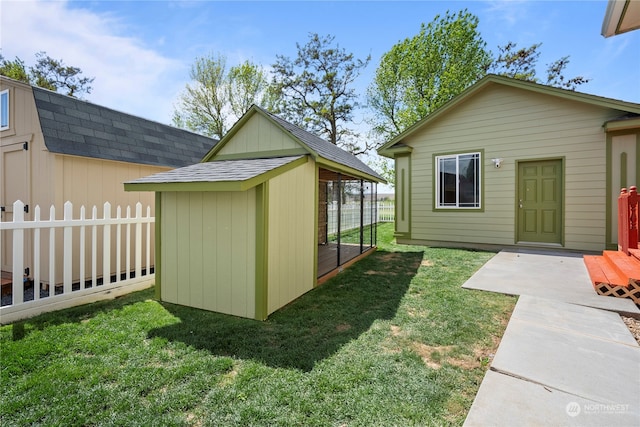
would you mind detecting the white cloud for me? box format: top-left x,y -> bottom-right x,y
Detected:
1,0 -> 186,123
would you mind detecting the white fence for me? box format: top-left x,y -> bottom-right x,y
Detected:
327,201 -> 394,235
0,200 -> 155,324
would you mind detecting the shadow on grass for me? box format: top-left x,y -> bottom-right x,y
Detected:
7,287 -> 155,341
149,249 -> 424,371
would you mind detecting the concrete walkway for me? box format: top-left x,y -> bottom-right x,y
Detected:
462,249 -> 640,426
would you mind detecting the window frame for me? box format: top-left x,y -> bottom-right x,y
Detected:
434,151 -> 482,210
0,89 -> 8,131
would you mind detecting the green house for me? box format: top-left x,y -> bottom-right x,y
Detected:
378,75 -> 640,253
126,106 -> 384,320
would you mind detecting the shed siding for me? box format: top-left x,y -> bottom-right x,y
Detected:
267,161 -> 315,314
1,78 -> 169,284
217,113 -> 300,156
161,190 -> 256,318
404,85 -> 623,252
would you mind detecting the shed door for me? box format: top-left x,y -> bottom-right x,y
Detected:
1,141 -> 31,272
517,159 -> 563,244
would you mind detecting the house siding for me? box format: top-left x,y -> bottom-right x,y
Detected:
402,84 -> 624,252
160,190 -> 257,318
267,160 -> 315,314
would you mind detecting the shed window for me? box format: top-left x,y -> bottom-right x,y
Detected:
0,89 -> 8,130
435,152 -> 481,209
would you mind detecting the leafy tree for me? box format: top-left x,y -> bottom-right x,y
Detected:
173,55 -> 271,139
227,61 -> 270,119
173,54 -> 228,138
0,51 -> 94,97
271,33 -> 371,154
367,10 -> 491,140
490,42 -> 590,90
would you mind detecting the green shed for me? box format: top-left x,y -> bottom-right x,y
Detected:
125,106 -> 384,320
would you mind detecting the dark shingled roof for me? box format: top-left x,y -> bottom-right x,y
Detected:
32,86 -> 218,168
254,106 -> 384,182
127,156 -> 304,184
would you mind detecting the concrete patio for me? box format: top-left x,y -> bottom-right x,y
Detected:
462,249 -> 640,426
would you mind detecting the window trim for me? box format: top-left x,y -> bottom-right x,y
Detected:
0,89 -> 8,131
434,150 -> 483,210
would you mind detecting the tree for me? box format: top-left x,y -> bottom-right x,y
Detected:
367,10 -> 491,140
271,33 -> 371,154
490,42 -> 590,90
173,55 -> 271,139
227,61 -> 270,119
173,54 -> 228,138
0,51 -> 94,97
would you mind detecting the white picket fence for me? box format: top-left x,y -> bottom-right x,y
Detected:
377,202 -> 395,222
0,200 -> 155,324
327,201 -> 394,235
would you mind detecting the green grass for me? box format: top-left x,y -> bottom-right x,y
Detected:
0,223 -> 516,426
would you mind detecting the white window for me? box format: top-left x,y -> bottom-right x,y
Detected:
0,89 -> 8,130
435,152 -> 481,209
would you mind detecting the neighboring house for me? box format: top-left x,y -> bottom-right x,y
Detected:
126,105 -> 384,320
377,74 -> 640,253
602,0 -> 640,37
0,76 -> 217,285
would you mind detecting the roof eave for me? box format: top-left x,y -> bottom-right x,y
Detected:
604,116 -> 640,132
315,157 -> 386,184
125,155 -> 309,192
378,144 -> 413,159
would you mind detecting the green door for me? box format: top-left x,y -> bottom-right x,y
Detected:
517,159 -> 563,244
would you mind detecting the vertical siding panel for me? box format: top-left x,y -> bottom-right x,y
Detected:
162,192 -> 179,304
202,193 -> 217,312
216,193 -> 233,312
175,192 -> 191,306
217,113 -> 300,156
189,193 -> 204,309
267,161 -> 315,314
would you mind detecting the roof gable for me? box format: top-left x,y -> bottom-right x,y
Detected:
378,74 -> 640,157
204,105 -> 384,182
31,85 -> 218,168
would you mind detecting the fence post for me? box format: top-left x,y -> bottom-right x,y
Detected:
12,200 -> 25,305
146,206 -> 151,276
125,206 -> 131,280
49,205 -> 56,291
116,206 -> 122,283
92,206 -> 97,287
79,206 -> 85,289
103,202 -> 111,285
34,206 -> 41,300
63,201 -> 73,294
135,203 -> 142,279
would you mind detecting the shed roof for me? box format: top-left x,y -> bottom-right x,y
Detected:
125,155 -> 307,192
378,74 -> 640,157
30,84 -> 217,168
204,105 -> 384,183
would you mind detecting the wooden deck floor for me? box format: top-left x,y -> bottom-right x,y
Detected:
317,243 -> 374,279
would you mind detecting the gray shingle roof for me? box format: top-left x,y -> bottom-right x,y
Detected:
32,86 -> 218,168
255,106 -> 384,182
127,156 -> 304,184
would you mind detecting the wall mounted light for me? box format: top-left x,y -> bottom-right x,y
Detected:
491,158 -> 503,168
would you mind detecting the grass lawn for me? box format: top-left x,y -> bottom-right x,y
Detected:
0,223 -> 516,426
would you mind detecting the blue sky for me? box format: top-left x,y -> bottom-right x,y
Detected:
1,0 -> 639,129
